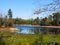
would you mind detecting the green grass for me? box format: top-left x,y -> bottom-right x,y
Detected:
4,34 -> 39,45
0,32 -> 60,45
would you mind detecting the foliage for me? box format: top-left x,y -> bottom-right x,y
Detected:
13,12 -> 60,26
0,9 -> 60,27
0,18 -> 3,27
0,32 -> 60,45
0,9 -> 13,27
8,9 -> 12,19
52,13 -> 60,26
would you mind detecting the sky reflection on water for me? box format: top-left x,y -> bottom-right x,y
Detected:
16,26 -> 60,34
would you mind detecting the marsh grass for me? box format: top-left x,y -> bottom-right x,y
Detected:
0,32 -> 60,45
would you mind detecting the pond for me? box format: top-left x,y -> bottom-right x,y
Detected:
15,26 -> 60,34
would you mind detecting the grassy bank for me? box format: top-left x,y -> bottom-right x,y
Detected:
0,32 -> 60,45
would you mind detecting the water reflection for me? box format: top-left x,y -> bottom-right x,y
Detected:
16,26 -> 60,34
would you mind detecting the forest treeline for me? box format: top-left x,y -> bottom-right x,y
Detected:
0,9 -> 60,27
14,12 -> 60,26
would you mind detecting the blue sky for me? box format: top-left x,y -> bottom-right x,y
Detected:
0,0 -> 53,19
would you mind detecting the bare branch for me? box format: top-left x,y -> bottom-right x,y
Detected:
34,0 -> 60,14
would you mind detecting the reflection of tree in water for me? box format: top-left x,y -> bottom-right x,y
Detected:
30,27 -> 41,34
30,27 -> 46,34
30,27 -> 60,34
30,27 -> 60,45
30,27 -> 44,45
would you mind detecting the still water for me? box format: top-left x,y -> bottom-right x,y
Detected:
16,26 -> 60,34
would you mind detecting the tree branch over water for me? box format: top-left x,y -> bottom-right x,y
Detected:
34,0 -> 60,14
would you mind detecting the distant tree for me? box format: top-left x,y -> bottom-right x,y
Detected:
52,13 -> 60,26
40,17 -> 47,26
4,15 -> 8,27
30,19 -> 34,25
0,14 -> 3,27
34,17 -> 40,25
8,9 -> 12,19
26,19 -> 34,25
14,17 -> 19,24
8,9 -> 13,27
46,15 -> 53,25
0,18 -> 2,27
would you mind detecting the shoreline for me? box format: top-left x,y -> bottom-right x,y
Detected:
0,27 -> 19,32
40,26 -> 60,28
16,25 -> 60,28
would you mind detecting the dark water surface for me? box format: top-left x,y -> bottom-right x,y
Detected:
16,26 -> 60,34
